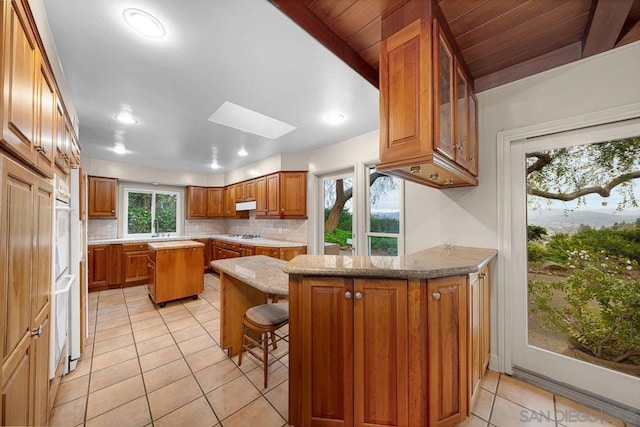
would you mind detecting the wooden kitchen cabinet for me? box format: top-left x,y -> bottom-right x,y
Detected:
186,186 -> 207,218
122,243 -> 151,287
0,156 -> 53,425
266,173 -> 279,216
206,187 -> 224,217
377,17 -> 478,189
88,244 -> 108,291
255,245 -> 307,261
54,103 -> 71,175
147,241 -> 204,307
256,172 -> 307,219
34,57 -> 56,178
254,246 -> 280,259
88,176 -> 117,218
193,238 -> 211,270
238,179 -> 255,201
468,265 -> 490,409
428,275 -> 468,426
291,277 -> 409,426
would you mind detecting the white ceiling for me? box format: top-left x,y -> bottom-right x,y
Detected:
44,0 -> 379,173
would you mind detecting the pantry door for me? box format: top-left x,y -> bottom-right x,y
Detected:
509,119 -> 640,410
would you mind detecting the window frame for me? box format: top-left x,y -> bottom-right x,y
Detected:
123,187 -> 182,238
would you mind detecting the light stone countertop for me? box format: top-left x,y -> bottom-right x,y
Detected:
210,255 -> 289,295
147,240 -> 205,250
283,245 -> 497,279
88,234 -> 306,248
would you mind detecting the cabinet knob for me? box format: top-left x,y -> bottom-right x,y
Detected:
432,291 -> 441,300
345,291 -> 352,299
355,292 -> 363,300
479,272 -> 487,279
31,324 -> 44,337
111,210 -> 115,213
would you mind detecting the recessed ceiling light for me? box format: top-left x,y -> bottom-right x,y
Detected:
210,162 -> 221,170
238,148 -> 248,157
123,8 -> 165,38
115,113 -> 137,124
325,112 -> 345,125
114,144 -> 127,154
208,101 -> 297,139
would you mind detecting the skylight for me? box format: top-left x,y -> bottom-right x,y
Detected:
208,101 -> 297,140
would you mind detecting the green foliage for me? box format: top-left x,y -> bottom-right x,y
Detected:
324,228 -> 352,247
370,215 -> 399,233
529,250 -> 640,364
527,242 -> 547,263
128,207 -> 151,234
127,191 -> 177,234
369,236 -> 398,255
527,225 -> 548,241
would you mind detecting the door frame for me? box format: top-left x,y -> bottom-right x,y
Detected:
496,103 -> 640,403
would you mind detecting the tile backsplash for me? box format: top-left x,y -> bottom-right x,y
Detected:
88,216 -> 307,243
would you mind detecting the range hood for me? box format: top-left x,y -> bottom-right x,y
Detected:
236,200 -> 257,211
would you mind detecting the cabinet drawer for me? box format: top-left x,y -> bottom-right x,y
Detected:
215,247 -> 240,259
254,246 -> 280,259
122,243 -> 148,252
213,240 -> 241,252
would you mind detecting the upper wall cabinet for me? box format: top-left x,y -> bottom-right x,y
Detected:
256,172 -> 307,219
88,176 -> 117,218
186,186 -> 207,219
377,18 -> 478,189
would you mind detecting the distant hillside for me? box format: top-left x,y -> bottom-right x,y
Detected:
371,211 -> 399,220
528,209 -> 640,233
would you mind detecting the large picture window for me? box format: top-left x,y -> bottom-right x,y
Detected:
124,188 -> 180,237
365,167 -> 403,256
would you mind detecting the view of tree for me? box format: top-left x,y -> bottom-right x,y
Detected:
127,191 -> 177,235
527,136 -> 640,208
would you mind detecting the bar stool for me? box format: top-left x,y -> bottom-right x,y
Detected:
238,302 -> 289,388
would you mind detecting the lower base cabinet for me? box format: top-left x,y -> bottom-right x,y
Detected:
289,274 -> 481,427
147,243 -> 204,306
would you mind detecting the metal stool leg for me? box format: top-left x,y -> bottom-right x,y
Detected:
262,332 -> 269,388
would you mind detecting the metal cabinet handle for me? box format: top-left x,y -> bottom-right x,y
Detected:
345,291 -> 352,299
355,292 -> 363,300
31,324 -> 44,337
432,291 -> 441,300
479,272 -> 487,279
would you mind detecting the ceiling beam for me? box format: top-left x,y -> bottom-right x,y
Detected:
582,0 -> 634,57
268,0 -> 379,88
616,18 -> 640,47
474,41 -> 582,93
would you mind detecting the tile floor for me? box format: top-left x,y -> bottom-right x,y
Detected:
49,274 -> 632,427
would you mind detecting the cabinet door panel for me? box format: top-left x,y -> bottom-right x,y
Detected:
88,176 -> 117,218
88,245 -> 108,289
2,350 -> 31,426
35,62 -> 55,177
481,267 -> 490,370
255,177 -> 267,216
206,187 -> 224,217
30,309 -> 49,426
186,186 -> 207,218
455,65 -> 469,170
300,277 -> 353,426
428,276 -> 467,426
468,274 -> 481,403
34,185 -> 53,317
354,279 -> 408,427
266,174 -> 280,216
280,172 -> 307,217
468,94 -> 478,176
3,2 -> 37,161
433,22 -> 455,161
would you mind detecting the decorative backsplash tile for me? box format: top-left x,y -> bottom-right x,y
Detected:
184,219 -> 227,236
88,219 -> 118,240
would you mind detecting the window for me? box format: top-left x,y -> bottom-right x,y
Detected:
124,188 -> 180,237
365,167 -> 403,256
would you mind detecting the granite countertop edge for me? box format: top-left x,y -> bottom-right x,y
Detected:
88,234 -> 306,248
210,255 -> 288,295
283,246 -> 497,280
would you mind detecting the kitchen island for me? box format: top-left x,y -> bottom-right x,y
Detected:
283,245 -> 496,427
210,255 -> 288,357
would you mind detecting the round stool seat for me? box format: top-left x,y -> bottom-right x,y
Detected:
245,303 -> 288,327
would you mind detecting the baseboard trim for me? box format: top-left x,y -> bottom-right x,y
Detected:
512,366 -> 640,426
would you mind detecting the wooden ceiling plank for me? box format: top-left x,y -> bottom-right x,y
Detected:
475,41 -> 583,92
346,15 -> 382,52
461,0 -> 591,65
438,0 -> 489,24
582,0 -> 635,57
268,0 -> 379,87
330,0 -> 403,40
446,0 -> 526,37
359,42 -> 381,69
308,0 -> 357,24
615,18 -> 640,47
456,0 -> 573,51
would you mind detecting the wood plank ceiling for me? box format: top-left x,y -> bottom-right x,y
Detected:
270,0 -> 640,92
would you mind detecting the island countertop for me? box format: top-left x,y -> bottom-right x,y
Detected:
147,240 -> 205,250
283,245 -> 497,279
210,255 -> 289,295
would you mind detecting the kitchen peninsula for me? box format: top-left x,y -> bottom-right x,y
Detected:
283,245 -> 496,427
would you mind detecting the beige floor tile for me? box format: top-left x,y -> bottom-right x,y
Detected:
206,375 -> 261,420
86,396 -> 151,427
480,369 -> 500,393
167,316 -> 199,332
264,380 -> 288,421
171,324 -> 207,343
49,396 -> 87,426
129,310 -> 160,323
177,334 -> 216,356
201,319 -> 220,334
131,316 -> 165,332
91,344 -> 138,372
139,345 -> 183,372
246,361 -> 288,392
456,414 -> 489,427
471,388 -> 495,421
136,333 -> 176,356
497,375 -> 554,417
154,396 -> 219,427
193,310 -> 220,323
161,309 -> 194,323
232,352 -> 263,373
490,396 -> 555,427
54,374 -> 89,406
94,323 -> 132,343
89,358 -> 141,393
95,316 -> 130,332
79,344 -> 94,361
158,302 -> 187,314
62,358 -> 91,382
86,375 -> 146,420
555,396 -> 625,427
143,358 -> 192,393
147,375 -> 203,420
96,311 -> 128,324
93,333 -> 135,356
221,396 -> 284,426
185,346 -> 228,373
195,358 -> 244,393
134,324 -> 170,343
187,302 -> 217,314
